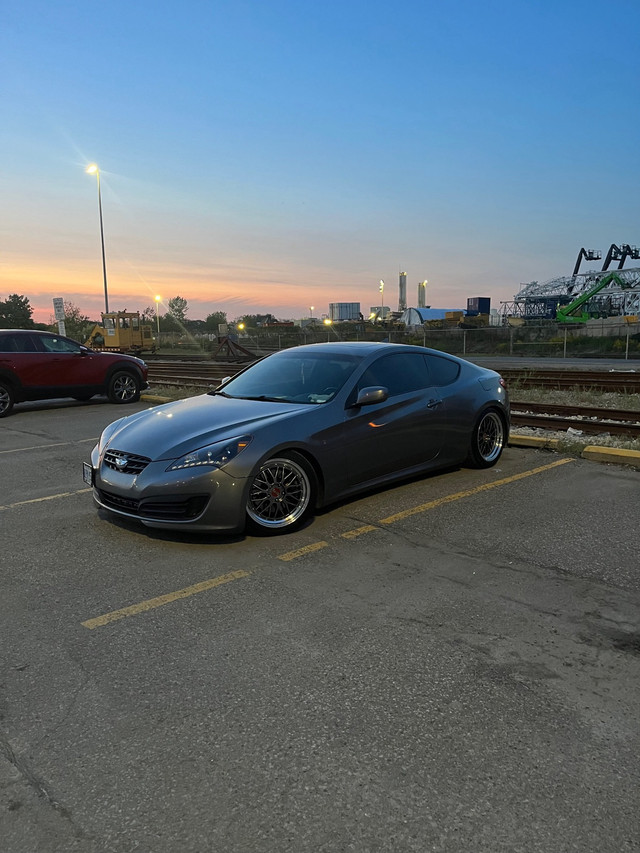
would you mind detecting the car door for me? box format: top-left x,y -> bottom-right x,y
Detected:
343,351 -> 446,487
32,335 -> 103,390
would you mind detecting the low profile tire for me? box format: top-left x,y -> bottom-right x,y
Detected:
107,371 -> 141,404
0,381 -> 15,418
246,452 -> 316,534
466,409 -> 506,468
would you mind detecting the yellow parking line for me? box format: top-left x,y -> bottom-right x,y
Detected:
341,525 -> 378,539
0,438 -> 96,455
278,541 -> 329,562
82,569 -> 251,629
81,459 -> 574,630
380,458 -> 574,525
0,489 -> 92,511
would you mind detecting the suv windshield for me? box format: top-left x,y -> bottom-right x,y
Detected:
214,351 -> 362,404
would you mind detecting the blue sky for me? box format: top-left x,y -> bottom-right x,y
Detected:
2,0 -> 638,322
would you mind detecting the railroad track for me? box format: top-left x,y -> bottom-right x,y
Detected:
499,368 -> 640,393
146,360 -> 640,392
144,360 -> 640,439
510,402 -> 640,438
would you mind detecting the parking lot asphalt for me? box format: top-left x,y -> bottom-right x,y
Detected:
1,398 -> 639,853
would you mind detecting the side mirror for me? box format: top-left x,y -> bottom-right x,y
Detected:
351,386 -> 388,407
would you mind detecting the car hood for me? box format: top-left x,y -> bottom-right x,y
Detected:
103,393 -> 308,460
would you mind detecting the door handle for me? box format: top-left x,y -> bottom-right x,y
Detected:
427,398 -> 443,408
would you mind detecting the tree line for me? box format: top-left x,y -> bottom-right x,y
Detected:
0,292 -> 282,343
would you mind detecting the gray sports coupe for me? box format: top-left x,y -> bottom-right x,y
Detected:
85,342 -> 510,534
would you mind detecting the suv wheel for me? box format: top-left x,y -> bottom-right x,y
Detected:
107,371 -> 141,404
0,380 -> 15,418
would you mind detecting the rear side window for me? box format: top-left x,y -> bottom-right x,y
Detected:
425,354 -> 460,386
0,334 -> 38,353
357,353 -> 430,396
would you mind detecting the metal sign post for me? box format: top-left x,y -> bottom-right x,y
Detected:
52,297 -> 66,337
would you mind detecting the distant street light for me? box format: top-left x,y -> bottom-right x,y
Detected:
154,295 -> 162,346
379,280 -> 384,322
309,306 -> 315,319
323,317 -> 332,341
86,163 -> 109,314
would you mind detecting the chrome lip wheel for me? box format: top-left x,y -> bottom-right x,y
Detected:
247,457 -> 311,529
477,411 -> 504,463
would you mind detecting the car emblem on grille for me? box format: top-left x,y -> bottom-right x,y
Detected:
115,456 -> 128,469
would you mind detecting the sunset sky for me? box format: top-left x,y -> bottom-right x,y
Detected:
2,0 -> 639,324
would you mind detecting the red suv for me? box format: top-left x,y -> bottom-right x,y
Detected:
0,329 -> 149,417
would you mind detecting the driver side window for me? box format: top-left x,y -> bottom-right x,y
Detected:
40,336 -> 81,354
357,353 -> 429,397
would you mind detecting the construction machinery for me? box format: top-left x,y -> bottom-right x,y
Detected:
556,272 -> 632,323
84,311 -> 155,354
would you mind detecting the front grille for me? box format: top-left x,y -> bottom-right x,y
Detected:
97,489 -> 208,522
104,449 -> 151,475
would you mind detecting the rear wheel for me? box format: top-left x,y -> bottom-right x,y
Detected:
466,409 -> 505,468
0,380 -> 15,418
246,452 -> 316,533
107,371 -> 141,404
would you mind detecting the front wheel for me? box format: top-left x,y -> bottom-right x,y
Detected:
107,371 -> 141,404
246,452 -> 316,534
466,409 -> 506,468
0,380 -> 15,418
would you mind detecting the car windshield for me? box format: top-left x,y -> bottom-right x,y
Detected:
212,351 -> 362,404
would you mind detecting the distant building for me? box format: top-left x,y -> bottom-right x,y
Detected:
398,272 -> 407,312
467,297 -> 491,315
329,302 -> 361,321
400,307 -> 467,327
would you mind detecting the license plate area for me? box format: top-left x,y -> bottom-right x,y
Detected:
82,462 -> 94,486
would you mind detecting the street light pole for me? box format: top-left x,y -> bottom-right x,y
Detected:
154,295 -> 162,348
86,164 -> 109,314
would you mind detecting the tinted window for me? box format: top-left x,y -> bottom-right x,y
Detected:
39,336 -> 82,354
425,354 -> 460,386
221,351 -> 361,404
0,334 -> 37,353
357,353 -> 429,396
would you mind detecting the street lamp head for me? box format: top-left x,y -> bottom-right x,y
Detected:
86,163 -> 99,175
323,318 -> 332,326
155,295 -> 162,303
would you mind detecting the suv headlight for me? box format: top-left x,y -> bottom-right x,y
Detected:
166,435 -> 252,472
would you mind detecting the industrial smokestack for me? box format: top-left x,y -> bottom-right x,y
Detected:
398,271 -> 407,312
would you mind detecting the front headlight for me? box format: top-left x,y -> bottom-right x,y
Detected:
166,435 -> 252,472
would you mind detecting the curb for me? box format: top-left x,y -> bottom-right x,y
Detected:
141,394 -> 170,404
509,434 -> 640,468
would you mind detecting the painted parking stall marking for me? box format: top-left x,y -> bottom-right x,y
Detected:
0,488 -> 92,511
81,458 -> 575,630
277,541 -> 329,562
82,569 -> 251,630
380,458 -> 574,525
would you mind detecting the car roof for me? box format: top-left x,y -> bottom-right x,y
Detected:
0,329 -> 54,335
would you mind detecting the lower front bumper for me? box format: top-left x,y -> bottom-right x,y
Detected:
89,450 -> 249,534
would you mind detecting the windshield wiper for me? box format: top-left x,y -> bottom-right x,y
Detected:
237,395 -> 289,402
209,389 -> 233,397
